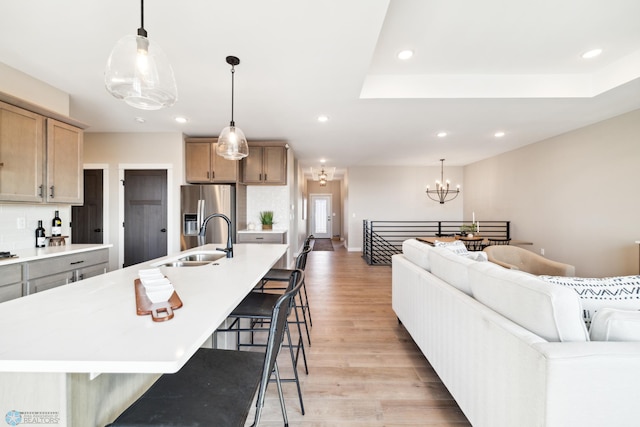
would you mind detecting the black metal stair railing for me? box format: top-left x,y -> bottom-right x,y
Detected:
362,220 -> 511,265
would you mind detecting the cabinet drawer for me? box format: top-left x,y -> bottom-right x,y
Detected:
0,264 -> 22,287
238,233 -> 285,244
27,249 -> 109,279
29,272 -> 71,294
0,282 -> 23,303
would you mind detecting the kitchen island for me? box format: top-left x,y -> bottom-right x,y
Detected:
0,243 -> 287,427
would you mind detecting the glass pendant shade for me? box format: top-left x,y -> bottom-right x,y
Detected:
104,34 -> 178,110
217,124 -> 249,160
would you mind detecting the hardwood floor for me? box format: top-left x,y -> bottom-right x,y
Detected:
249,241 -> 472,426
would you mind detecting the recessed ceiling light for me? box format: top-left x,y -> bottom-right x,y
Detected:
582,48 -> 603,59
397,50 -> 414,60
317,115 -> 329,123
437,131 -> 448,138
494,131 -> 505,138
134,117 -> 145,123
175,116 -> 188,124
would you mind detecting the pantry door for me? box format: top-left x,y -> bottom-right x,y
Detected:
309,194 -> 332,239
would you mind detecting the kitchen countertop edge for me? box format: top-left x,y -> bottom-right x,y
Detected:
0,244 -> 113,266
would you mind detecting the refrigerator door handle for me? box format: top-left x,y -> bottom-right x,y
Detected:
196,199 -> 202,232
200,199 -> 206,228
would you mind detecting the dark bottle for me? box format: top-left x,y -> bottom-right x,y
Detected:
52,210 -> 62,237
36,220 -> 46,248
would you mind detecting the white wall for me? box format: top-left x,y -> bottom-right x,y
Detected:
0,62 -> 69,115
346,165 -> 464,251
464,108 -> 640,277
83,133 -> 184,271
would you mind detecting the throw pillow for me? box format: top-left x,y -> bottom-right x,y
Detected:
434,240 -> 469,255
435,240 -> 487,262
589,308 -> 640,341
539,275 -> 640,328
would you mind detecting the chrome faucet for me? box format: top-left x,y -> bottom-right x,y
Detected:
198,213 -> 233,258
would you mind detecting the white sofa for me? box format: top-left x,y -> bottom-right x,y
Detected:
392,239 -> 640,427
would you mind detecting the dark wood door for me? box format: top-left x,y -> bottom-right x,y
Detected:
71,169 -> 104,243
124,170 -> 168,267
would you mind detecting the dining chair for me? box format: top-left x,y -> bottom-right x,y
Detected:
105,273 -> 303,427
488,238 -> 511,245
462,237 -> 485,251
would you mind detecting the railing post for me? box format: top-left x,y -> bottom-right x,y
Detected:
506,221 -> 511,239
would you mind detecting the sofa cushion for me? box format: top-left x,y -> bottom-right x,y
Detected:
402,239 -> 432,271
590,308 -> 640,341
539,275 -> 640,326
429,246 -> 476,295
469,263 -> 589,342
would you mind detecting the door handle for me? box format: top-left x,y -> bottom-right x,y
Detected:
160,228 -> 167,233
93,228 -> 102,232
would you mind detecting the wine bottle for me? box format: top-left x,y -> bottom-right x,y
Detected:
36,220 -> 46,248
52,210 -> 62,237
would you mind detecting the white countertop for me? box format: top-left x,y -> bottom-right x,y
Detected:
0,243 -> 287,374
238,229 -> 287,234
0,243 -> 112,266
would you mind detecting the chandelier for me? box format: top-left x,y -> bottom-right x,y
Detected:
426,159 -> 460,204
311,166 -> 335,186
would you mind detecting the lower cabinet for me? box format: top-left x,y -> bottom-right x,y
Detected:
0,264 -> 23,304
26,248 -> 109,295
238,231 -> 287,267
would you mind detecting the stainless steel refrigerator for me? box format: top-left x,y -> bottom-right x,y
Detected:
180,184 -> 236,250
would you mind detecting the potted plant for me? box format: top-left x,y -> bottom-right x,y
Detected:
460,223 -> 477,236
259,211 -> 274,230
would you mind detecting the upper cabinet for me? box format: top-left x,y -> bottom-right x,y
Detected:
185,137 -> 238,183
46,119 -> 83,204
0,98 -> 84,204
0,101 -> 45,202
241,143 -> 287,185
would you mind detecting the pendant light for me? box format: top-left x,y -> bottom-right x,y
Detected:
104,0 -> 177,110
216,56 -> 249,160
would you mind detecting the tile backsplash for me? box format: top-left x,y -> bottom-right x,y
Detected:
0,204 -> 71,251
246,186 -> 289,231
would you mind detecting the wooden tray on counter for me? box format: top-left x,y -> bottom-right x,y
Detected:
134,279 -> 183,322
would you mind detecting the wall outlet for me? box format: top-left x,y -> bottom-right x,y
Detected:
540,248 -> 545,256
16,217 -> 26,229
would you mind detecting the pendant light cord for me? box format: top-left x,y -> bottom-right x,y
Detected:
138,0 -> 147,37
230,64 -> 235,126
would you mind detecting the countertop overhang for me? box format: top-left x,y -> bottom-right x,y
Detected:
0,243 -> 287,374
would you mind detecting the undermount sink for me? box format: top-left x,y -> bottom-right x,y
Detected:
162,260 -> 219,268
178,253 -> 226,262
157,251 -> 226,268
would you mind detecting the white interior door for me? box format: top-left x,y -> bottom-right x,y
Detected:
310,194 -> 332,239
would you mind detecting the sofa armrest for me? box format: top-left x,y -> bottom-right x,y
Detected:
529,258 -> 575,276
534,341 -> 640,426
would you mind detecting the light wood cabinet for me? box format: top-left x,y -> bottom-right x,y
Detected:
46,119 -> 83,204
185,137 -> 238,183
0,100 -> 84,204
241,144 -> 287,185
0,101 -> 45,202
